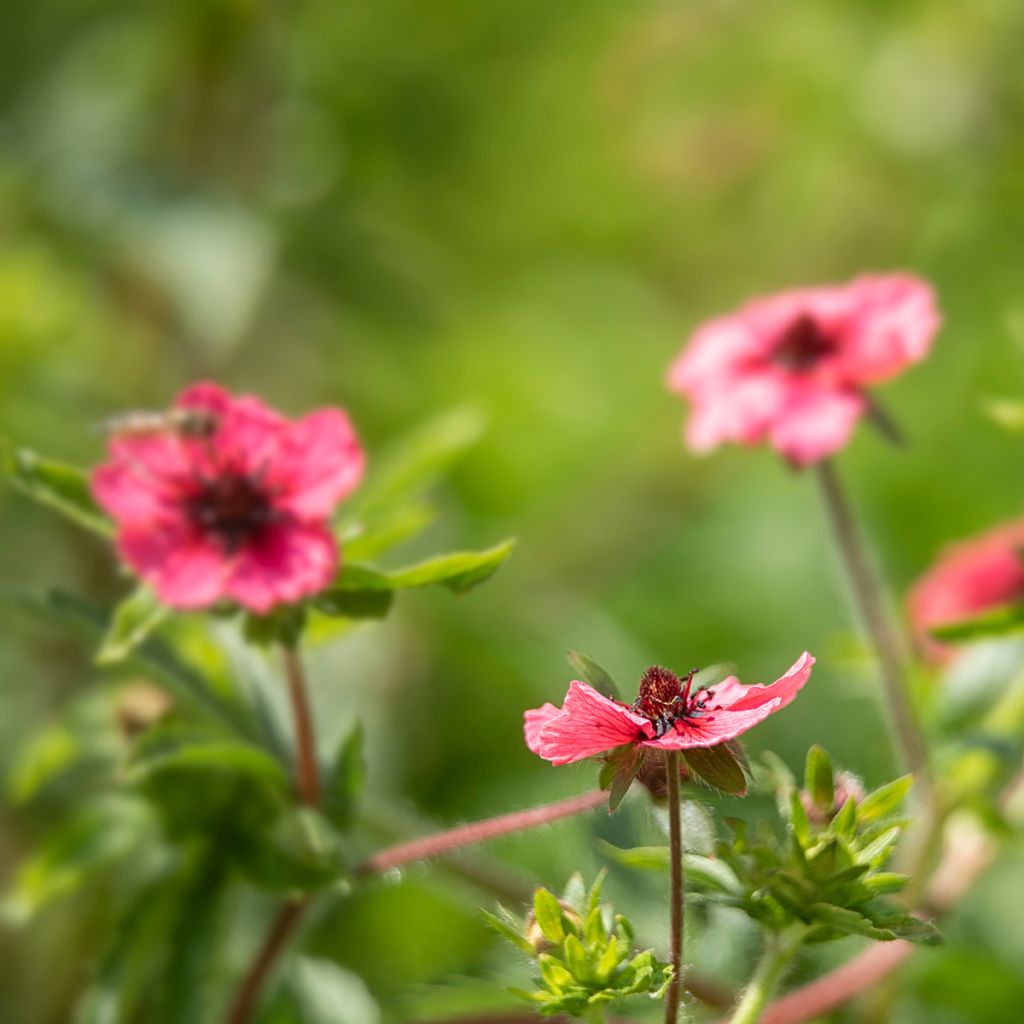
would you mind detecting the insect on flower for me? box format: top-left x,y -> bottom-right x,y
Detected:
91,382 -> 365,613
525,653 -> 814,766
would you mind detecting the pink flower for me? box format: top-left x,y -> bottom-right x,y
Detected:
907,521 -> 1024,664
92,382 -> 365,613
525,653 -> 814,766
667,274 -> 940,466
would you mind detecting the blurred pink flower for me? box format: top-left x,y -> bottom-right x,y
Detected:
524,653 -> 814,765
668,274 -> 940,466
92,382 -> 364,613
908,521 -> 1024,664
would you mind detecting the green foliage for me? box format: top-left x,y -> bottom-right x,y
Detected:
681,741 -> 750,797
2,442 -> 112,537
605,748 -> 938,946
484,873 -> 673,1017
566,651 -> 622,700
930,604 -> 1024,643
322,723 -> 366,832
95,585 -> 170,664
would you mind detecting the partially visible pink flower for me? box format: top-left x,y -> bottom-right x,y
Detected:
92,382 -> 364,613
524,653 -> 814,766
908,521 -> 1024,664
668,274 -> 940,466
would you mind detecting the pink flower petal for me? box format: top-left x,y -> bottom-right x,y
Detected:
119,523 -> 228,609
769,387 -> 865,465
225,521 -> 339,613
524,703 -> 561,755
92,462 -> 175,523
684,371 -> 793,453
533,681 -> 653,766
176,381 -> 234,416
271,409 -> 366,519
836,275 -> 940,383
646,700 -> 783,749
707,652 -> 815,712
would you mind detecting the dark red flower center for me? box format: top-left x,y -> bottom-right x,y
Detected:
183,471 -> 279,554
633,665 -> 713,738
772,314 -> 837,372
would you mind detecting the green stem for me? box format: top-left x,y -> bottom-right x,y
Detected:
665,751 -> 685,1024
582,1007 -> 608,1024
728,929 -> 805,1024
814,460 -> 931,790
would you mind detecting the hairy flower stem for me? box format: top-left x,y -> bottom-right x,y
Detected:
282,646 -> 320,805
814,460 -> 931,789
665,751 -> 686,1024
728,929 -> 806,1024
226,899 -> 308,1024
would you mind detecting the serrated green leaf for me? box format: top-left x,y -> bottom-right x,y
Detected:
95,586 -> 169,665
594,934 -> 619,983
682,743 -> 749,796
3,443 -> 112,536
805,745 -> 834,812
566,651 -> 621,699
857,776 -> 913,823
322,723 -> 364,831
533,888 -> 565,944
480,909 -> 534,956
809,902 -> 902,941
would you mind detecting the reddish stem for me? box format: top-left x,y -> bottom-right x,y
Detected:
357,789 -> 607,875
225,900 -> 308,1024
282,646 -> 319,805
664,751 -> 685,1024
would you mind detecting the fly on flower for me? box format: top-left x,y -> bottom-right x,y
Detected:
92,382 -> 365,613
99,406 -> 221,441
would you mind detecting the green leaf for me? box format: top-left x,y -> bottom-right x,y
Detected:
682,743 -> 749,796
857,776 -> 913,823
566,651 -> 621,699
312,587 -> 394,620
804,745 -> 834,812
267,956 -> 381,1024
233,807 -> 347,892
533,887 -> 565,944
809,902 -> 905,942
95,586 -> 169,665
349,406 -> 485,517
2,442 -> 112,536
929,604 -> 1024,642
481,908 -> 534,956
691,663 -> 737,692
2,797 -> 155,923
330,540 -> 516,597
601,746 -> 639,813
127,724 -> 289,793
563,933 -> 590,983
322,723 -> 365,831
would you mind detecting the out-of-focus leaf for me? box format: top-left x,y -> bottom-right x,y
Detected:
312,588 -> 394,620
930,604 -> 1024,643
598,842 -> 740,895
480,908 -> 534,956
5,588 -> 251,738
566,650 -> 622,699
691,663 -> 736,692
2,442 -> 112,536
348,407 -> 485,518
682,743 -> 749,796
340,503 -> 437,562
326,540 -> 516,599
264,956 -> 380,1024
1,796 -> 155,923
322,723 -> 364,831
232,808 -> 347,892
127,723 -> 289,793
95,586 -> 169,665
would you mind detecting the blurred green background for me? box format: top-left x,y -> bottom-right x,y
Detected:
3,0 -> 1024,1021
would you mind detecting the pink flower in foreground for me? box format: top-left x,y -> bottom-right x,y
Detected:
668,274 -> 940,466
908,521 -> 1024,664
525,653 -> 814,765
92,382 -> 364,613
